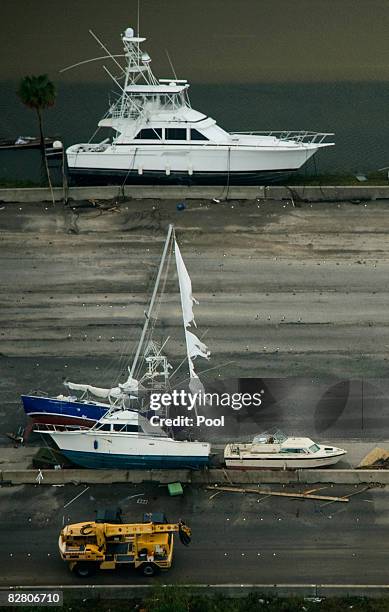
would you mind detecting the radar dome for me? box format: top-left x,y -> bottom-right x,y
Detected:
125,27 -> 134,38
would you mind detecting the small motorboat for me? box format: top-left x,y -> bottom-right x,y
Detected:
224,430 -> 347,469
0,136 -> 60,151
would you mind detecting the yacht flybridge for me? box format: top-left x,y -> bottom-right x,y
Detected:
66,27 -> 334,185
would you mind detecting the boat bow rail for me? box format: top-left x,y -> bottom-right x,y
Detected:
233,131 -> 334,145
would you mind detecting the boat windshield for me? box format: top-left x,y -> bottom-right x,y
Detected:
309,443 -> 320,453
252,430 -> 287,445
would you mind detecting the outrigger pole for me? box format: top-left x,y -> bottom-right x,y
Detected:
129,224 -> 174,379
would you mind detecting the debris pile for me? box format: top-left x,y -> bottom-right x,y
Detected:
357,447 -> 389,469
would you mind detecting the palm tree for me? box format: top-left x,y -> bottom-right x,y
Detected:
17,74 -> 56,196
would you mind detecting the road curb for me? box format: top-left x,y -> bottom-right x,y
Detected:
1,468 -> 389,485
1,185 -> 389,202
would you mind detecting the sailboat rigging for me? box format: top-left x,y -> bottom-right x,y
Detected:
21,225 -> 210,434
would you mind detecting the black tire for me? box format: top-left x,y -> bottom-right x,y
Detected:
140,562 -> 156,577
73,562 -> 97,578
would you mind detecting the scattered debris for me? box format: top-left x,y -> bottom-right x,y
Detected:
168,482 -> 184,496
357,447 -> 389,469
5,432 -> 23,445
205,485 -> 349,503
320,485 -> 373,508
127,493 -> 145,501
222,468 -> 234,485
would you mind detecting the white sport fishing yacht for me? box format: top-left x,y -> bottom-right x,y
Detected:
224,430 -> 346,469
35,410 -> 211,469
66,27 -> 334,185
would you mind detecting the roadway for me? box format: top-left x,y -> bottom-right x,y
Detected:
0,482 -> 387,586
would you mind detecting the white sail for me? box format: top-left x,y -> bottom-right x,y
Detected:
174,239 -> 210,396
174,240 -> 198,328
65,380 -> 138,400
186,330 -> 210,361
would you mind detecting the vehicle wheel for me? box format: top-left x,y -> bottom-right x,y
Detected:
73,562 -> 97,577
140,563 -> 156,577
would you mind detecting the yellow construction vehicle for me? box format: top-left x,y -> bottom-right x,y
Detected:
59,512 -> 191,577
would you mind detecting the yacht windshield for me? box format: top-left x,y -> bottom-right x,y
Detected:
139,415 -> 168,437
252,430 -> 287,444
309,443 -> 320,453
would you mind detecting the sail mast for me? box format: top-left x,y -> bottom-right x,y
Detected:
129,224 -> 174,380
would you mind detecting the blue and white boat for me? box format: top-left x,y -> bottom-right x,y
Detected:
35,410 -> 211,469
21,394 -> 110,429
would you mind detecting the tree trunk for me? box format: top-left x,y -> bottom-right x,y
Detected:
36,108 -> 55,205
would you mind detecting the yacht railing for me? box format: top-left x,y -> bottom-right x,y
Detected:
34,423 -> 90,433
233,131 -> 334,144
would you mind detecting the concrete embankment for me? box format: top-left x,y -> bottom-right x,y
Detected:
1,467 -> 389,485
1,184 -> 389,202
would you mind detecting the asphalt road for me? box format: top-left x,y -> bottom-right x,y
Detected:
0,483 -> 387,586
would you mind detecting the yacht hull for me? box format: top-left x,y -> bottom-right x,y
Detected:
67,143 -> 319,185
59,449 -> 209,469
68,168 -> 296,186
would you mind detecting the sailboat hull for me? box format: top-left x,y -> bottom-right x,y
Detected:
21,395 -> 108,428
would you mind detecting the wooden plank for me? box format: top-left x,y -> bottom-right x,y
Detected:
204,485 -> 349,503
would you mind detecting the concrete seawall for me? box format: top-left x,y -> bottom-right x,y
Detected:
1,184 -> 389,202
1,468 -> 388,485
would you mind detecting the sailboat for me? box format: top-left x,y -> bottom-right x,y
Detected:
22,226 -> 209,429
22,227 -> 177,430
33,226 -> 211,468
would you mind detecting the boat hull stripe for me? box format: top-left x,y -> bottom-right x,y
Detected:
61,449 -> 209,469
